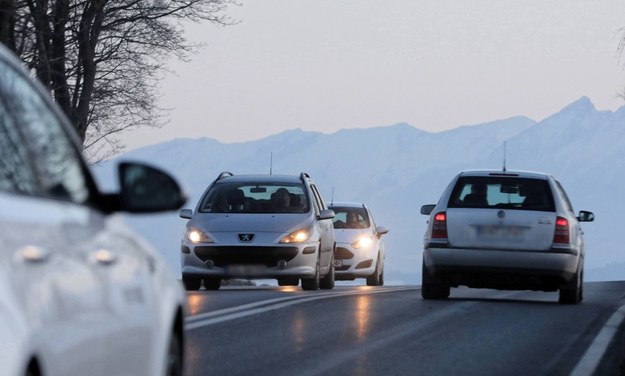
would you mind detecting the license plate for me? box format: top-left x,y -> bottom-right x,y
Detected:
333,260 -> 343,267
476,225 -> 526,239
224,264 -> 263,276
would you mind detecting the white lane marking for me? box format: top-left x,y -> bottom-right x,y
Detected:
185,287 -> 418,330
570,302 -> 625,376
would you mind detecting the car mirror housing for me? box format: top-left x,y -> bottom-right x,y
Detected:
179,208 -> 193,219
118,162 -> 187,213
421,204 -> 435,215
577,210 -> 595,222
318,209 -> 335,220
376,226 -> 390,238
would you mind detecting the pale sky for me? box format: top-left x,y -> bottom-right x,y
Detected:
120,0 -> 625,151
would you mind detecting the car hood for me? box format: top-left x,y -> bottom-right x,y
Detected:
334,228 -> 371,243
189,213 -> 313,233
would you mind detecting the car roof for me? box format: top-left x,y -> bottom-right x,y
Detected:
458,170 -> 551,180
329,201 -> 366,208
216,174 -> 306,184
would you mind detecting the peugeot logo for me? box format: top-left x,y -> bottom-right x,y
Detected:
238,234 -> 255,242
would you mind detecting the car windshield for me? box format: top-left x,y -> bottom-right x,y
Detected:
330,206 -> 370,229
198,182 -> 309,213
448,176 -> 555,211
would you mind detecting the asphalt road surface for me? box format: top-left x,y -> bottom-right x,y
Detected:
183,281 -> 625,376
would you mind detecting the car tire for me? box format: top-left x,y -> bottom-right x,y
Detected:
320,254 -> 335,290
183,275 -> 201,291
301,256 -> 320,291
278,278 -> 299,286
165,331 -> 183,376
203,278 -> 222,290
366,254 -> 383,286
421,261 -> 450,299
559,265 -> 583,304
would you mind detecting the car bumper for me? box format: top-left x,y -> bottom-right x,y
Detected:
181,241 -> 320,279
334,243 -> 377,280
423,246 -> 581,288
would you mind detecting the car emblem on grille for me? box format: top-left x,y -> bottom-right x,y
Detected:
497,210 -> 506,219
238,234 -> 255,242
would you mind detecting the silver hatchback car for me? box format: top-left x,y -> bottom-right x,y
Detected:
420,170 -> 594,304
329,202 -> 389,286
180,172 -> 336,290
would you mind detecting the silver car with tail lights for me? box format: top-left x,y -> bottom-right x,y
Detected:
329,202 -> 389,286
179,172 -> 336,291
420,170 -> 594,304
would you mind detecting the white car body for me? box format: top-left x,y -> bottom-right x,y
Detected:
0,43 -> 186,376
329,202 -> 389,286
420,170 -> 594,304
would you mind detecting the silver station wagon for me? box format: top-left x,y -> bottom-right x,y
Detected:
180,172 -> 336,290
420,170 -> 594,304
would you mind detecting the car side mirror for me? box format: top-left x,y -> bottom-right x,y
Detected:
577,210 -> 594,222
376,226 -> 389,239
179,208 -> 193,219
318,209 -> 335,220
421,204 -> 435,215
118,162 -> 187,213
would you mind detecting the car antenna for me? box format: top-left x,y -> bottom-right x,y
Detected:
502,141 -> 507,172
330,186 -> 335,205
269,152 -> 273,175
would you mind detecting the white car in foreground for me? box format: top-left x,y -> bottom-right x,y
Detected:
0,43 -> 187,376
420,170 -> 594,304
329,202 -> 389,286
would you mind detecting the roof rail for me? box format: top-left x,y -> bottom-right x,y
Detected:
217,171 -> 234,180
299,172 -> 310,181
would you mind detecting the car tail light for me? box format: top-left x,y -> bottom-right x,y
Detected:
432,212 -> 448,239
553,217 -> 569,244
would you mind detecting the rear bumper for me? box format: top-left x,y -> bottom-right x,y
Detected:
423,246 -> 581,290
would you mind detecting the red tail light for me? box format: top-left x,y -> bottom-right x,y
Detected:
432,212 -> 448,239
553,216 -> 569,244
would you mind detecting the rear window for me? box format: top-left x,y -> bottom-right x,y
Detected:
199,182 -> 310,214
448,176 -> 555,212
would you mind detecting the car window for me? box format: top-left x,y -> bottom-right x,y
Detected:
0,59 -> 91,204
199,182 -> 309,213
448,176 -> 555,211
330,206 -> 370,229
309,184 -> 326,215
0,62 -> 39,195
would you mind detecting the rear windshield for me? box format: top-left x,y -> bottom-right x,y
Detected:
330,206 -> 370,229
448,176 -> 555,212
198,182 -> 310,214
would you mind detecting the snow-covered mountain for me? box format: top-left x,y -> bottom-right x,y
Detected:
93,96 -> 625,284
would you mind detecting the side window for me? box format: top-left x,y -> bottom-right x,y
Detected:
0,60 -> 40,196
0,59 -> 90,204
554,180 -> 575,214
309,184 -> 323,214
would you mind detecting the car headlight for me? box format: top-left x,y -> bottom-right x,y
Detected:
185,228 -> 213,243
352,235 -> 373,249
280,227 -> 312,243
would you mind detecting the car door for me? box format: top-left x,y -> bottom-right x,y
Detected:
309,184 -> 334,270
0,52 -> 114,376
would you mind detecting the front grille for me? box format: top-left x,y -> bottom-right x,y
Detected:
335,247 -> 354,259
194,246 -> 299,267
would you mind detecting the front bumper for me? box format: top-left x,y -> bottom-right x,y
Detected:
181,241 -> 320,279
333,243 -> 377,280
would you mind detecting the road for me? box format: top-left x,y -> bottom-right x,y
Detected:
183,281 -> 625,376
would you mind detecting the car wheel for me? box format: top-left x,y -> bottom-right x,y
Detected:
301,256 -> 320,291
182,275 -> 201,291
421,261 -> 450,299
320,254 -> 335,290
165,332 -> 183,376
366,254 -> 383,286
203,278 -> 222,290
278,278 -> 299,286
559,265 -> 583,304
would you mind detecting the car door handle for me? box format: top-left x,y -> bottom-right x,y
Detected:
16,246 -> 51,263
90,249 -> 117,266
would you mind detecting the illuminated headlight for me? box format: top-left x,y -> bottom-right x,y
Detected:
352,235 -> 373,249
280,228 -> 312,243
186,228 -> 213,243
